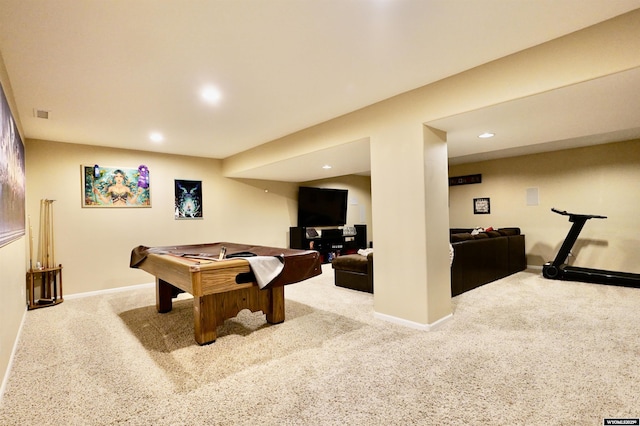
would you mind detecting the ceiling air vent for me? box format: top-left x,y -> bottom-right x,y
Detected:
33,109 -> 50,119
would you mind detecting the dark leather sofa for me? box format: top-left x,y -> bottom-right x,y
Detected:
450,227 -> 526,296
331,227 -> 525,296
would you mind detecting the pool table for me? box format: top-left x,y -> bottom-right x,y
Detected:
130,242 -> 322,345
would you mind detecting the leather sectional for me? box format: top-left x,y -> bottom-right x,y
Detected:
450,227 -> 526,296
332,227 -> 526,297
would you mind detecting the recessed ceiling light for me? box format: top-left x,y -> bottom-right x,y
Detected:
322,165 -> 332,169
478,132 -> 495,139
201,85 -> 222,104
149,132 -> 164,143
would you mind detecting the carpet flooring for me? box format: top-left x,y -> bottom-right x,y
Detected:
1,264 -> 639,425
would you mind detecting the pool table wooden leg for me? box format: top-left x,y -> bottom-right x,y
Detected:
265,285 -> 285,324
193,294 -> 219,345
156,278 -> 174,313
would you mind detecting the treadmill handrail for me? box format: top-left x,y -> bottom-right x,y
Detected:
550,208 -> 606,266
551,207 -> 607,221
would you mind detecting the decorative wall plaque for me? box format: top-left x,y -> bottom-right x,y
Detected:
449,174 -> 482,186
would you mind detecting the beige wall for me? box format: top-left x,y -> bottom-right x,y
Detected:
24,139 -> 305,296
24,139 -> 370,296
449,139 -> 640,273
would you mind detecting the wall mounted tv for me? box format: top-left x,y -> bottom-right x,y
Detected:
297,186 -> 348,227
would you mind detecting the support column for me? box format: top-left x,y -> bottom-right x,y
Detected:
370,124 -> 451,328
423,126 -> 452,324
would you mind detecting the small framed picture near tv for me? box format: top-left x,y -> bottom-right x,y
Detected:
473,197 -> 490,215
297,186 -> 348,227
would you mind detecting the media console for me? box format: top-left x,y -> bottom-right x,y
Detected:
289,224 -> 367,263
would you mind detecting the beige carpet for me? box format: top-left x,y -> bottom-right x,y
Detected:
1,264 -> 639,425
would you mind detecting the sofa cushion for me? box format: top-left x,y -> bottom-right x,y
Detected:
331,254 -> 370,274
450,228 -> 473,235
498,227 -> 521,236
450,233 -> 473,242
332,253 -> 374,293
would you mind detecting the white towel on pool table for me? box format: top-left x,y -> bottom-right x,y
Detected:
245,255 -> 285,289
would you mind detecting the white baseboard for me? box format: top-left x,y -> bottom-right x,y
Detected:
64,282 -> 155,300
1,307 -> 27,404
373,311 -> 453,331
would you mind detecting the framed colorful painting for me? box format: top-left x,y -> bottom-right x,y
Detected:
0,82 -> 26,247
82,165 -> 151,207
174,179 -> 202,219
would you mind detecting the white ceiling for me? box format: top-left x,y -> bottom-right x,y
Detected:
1,1 -> 640,182
435,67 -> 640,165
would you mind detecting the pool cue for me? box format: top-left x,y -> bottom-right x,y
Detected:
42,199 -> 52,298
46,200 -> 51,268
37,199 -> 45,300
37,199 -> 43,268
46,200 -> 56,266
49,200 -> 57,301
46,200 -> 52,299
44,199 -> 50,298
28,215 -> 33,271
43,200 -> 47,269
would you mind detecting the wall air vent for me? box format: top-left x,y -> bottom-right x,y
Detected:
33,109 -> 50,119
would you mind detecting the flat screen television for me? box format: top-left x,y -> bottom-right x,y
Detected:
297,186 -> 348,227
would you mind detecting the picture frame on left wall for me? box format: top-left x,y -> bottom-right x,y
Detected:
82,165 -> 151,207
0,82 -> 26,247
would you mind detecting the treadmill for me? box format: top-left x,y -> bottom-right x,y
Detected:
542,208 -> 640,288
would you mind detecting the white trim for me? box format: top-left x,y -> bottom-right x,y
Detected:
0,307 -> 28,403
64,282 -> 155,300
373,311 -> 453,331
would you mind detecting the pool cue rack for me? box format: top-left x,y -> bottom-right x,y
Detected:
27,265 -> 63,310
26,199 -> 63,310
